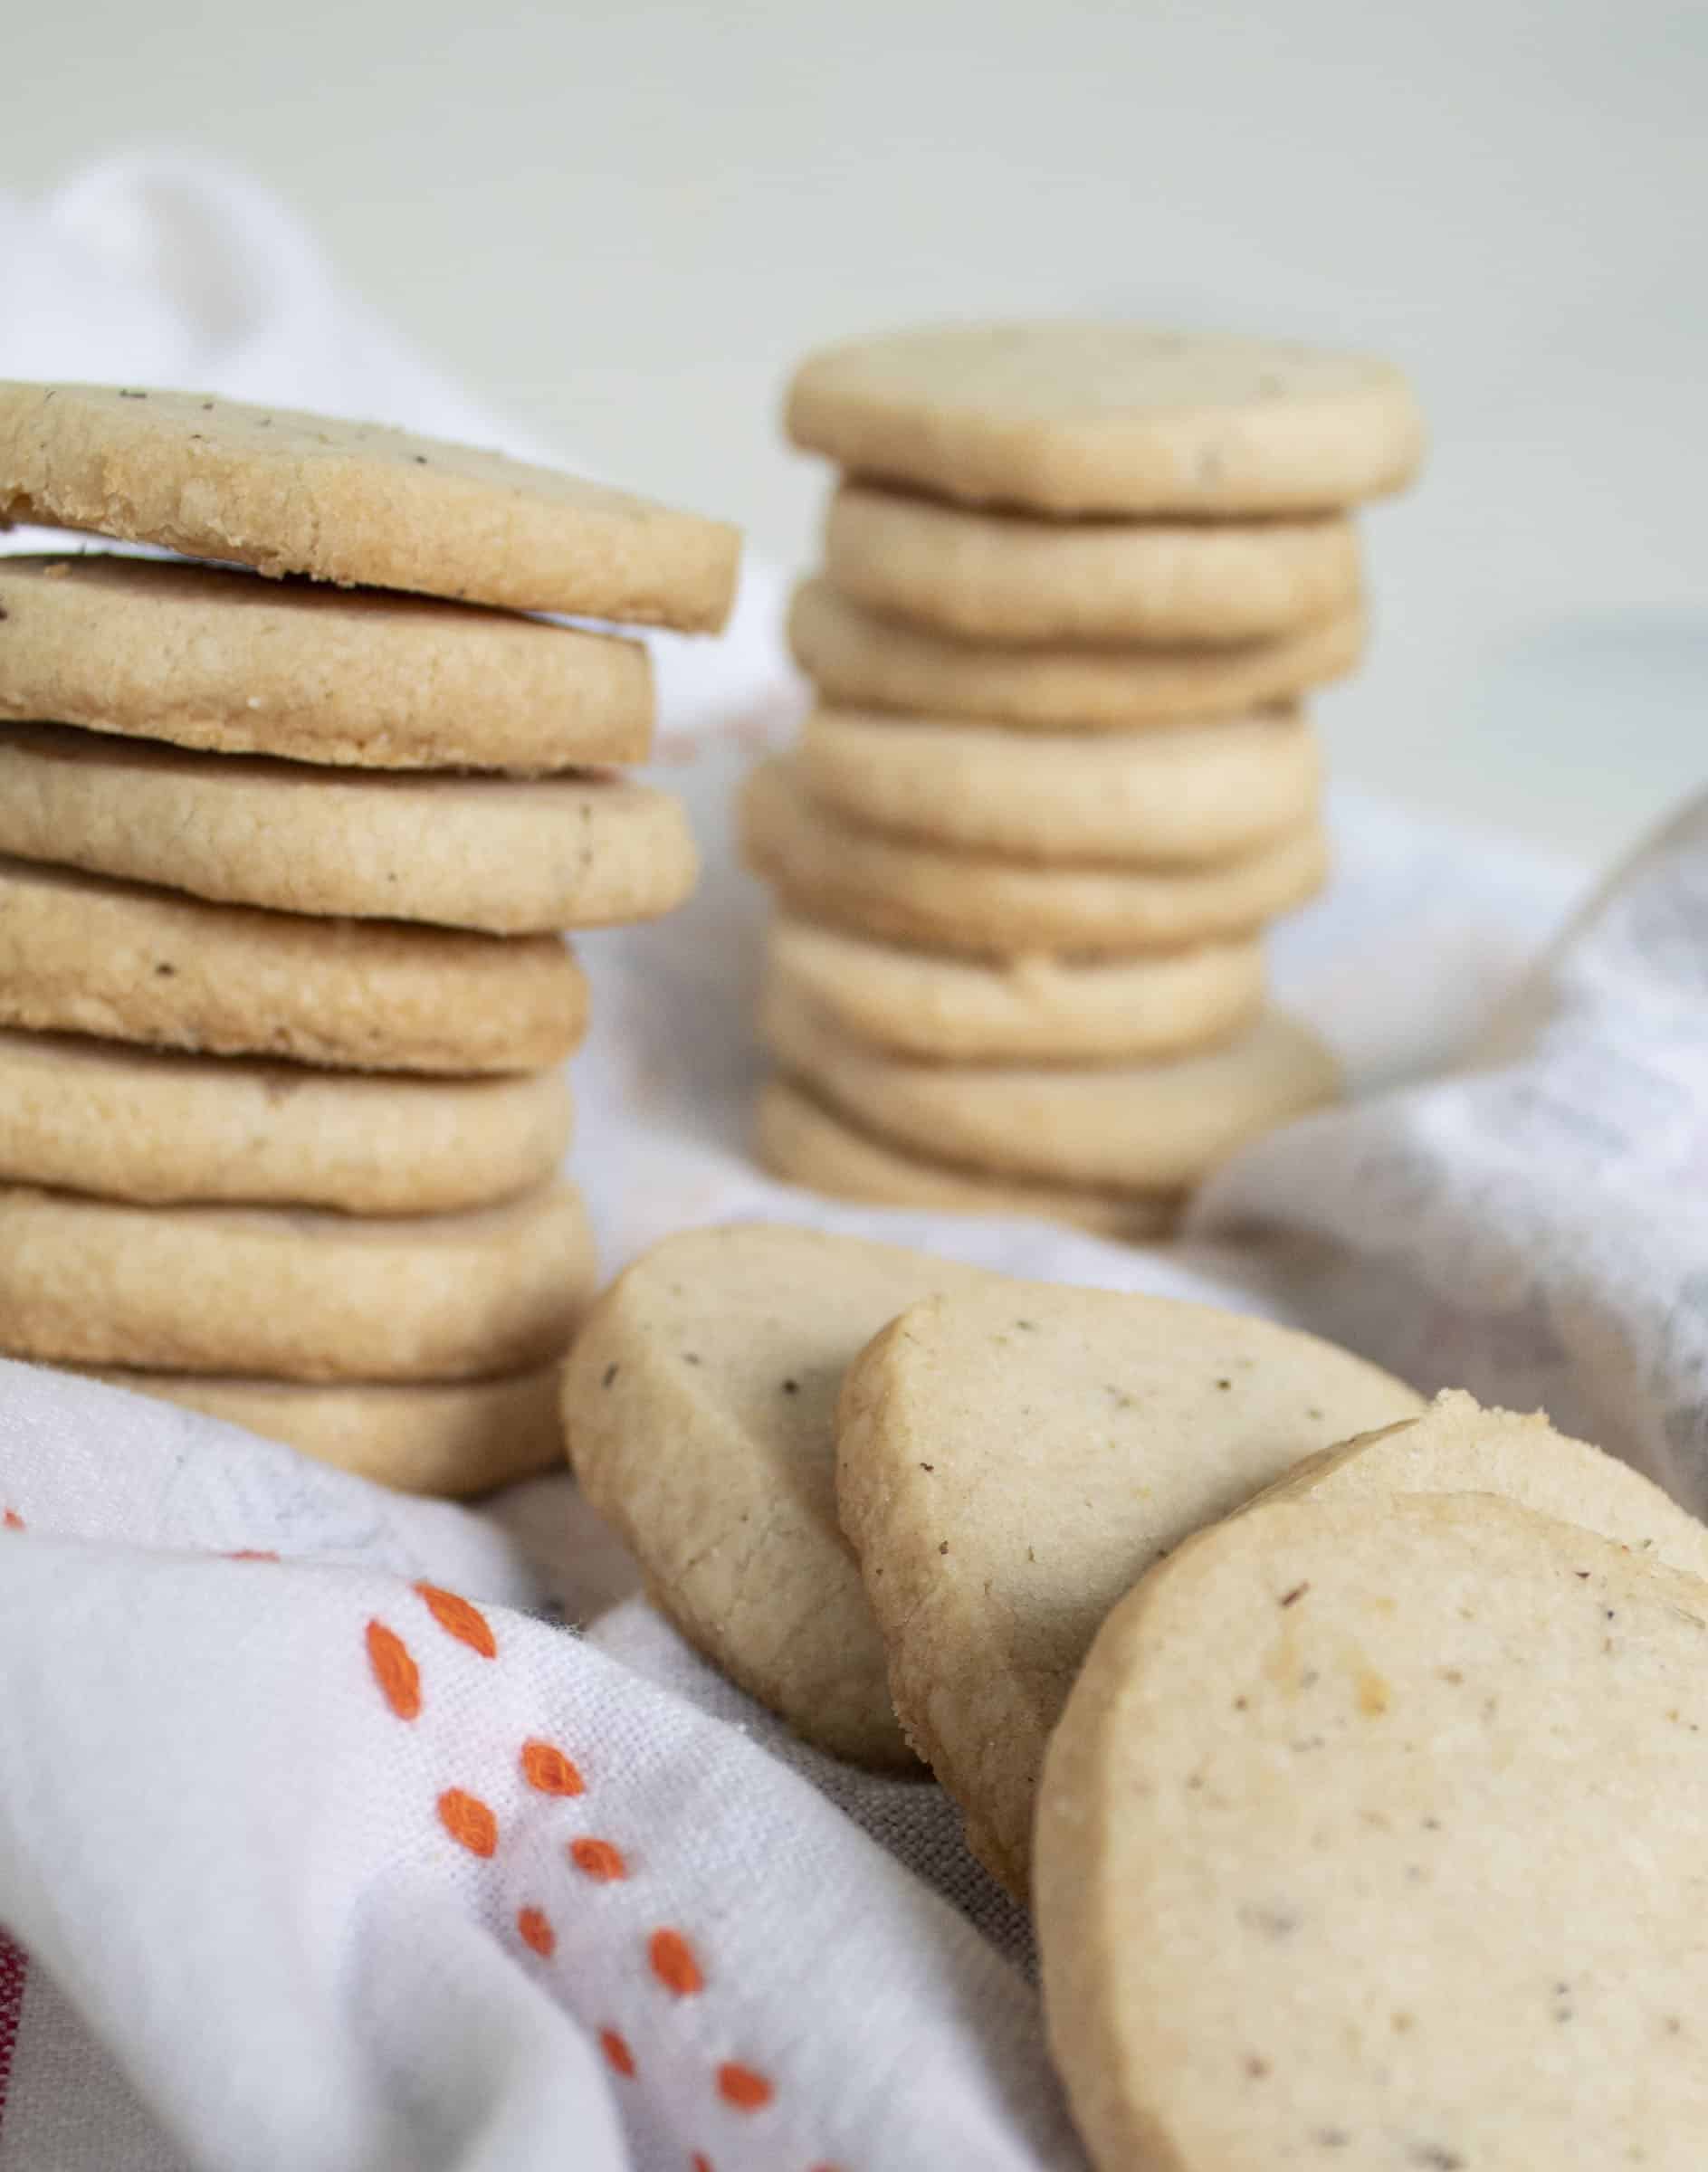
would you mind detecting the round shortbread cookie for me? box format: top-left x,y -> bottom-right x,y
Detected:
790,580 -> 1363,729
757,1077 -> 1181,1241
0,1179 -> 594,1382
1258,1388 -> 1708,1569
1035,1494 -> 1708,2171
0,554 -> 654,770
799,706 -> 1320,866
0,723 -> 698,935
824,484 -> 1362,646
0,1030 -> 571,1215
740,759 -> 1327,957
0,384 -> 739,627
92,1365 -> 566,1497
562,1224 -> 1004,1767
0,857 -> 586,1075
787,322 -> 1424,515
767,918 -> 1264,1063
764,987 -> 1340,1191
836,1281 -> 1420,1891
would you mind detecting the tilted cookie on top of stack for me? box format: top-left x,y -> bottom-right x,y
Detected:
741,323 -> 1424,1235
0,383 -> 739,1494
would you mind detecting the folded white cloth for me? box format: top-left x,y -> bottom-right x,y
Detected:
1,152 -> 1703,2172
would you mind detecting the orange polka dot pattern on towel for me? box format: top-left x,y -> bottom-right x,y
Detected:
358,1582 -> 818,2167
366,1620 -> 421,1721
568,1835 -> 628,1882
415,1581 -> 497,1659
521,1739 -> 584,1796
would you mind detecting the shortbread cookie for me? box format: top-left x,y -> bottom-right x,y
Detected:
790,581 -> 1363,729
787,323 -> 1424,514
0,385 -> 739,627
764,987 -> 1340,1190
1035,1494 -> 1708,2170
0,858 -> 586,1074
0,723 -> 698,935
824,484 -> 1362,645
562,1224 -> 1001,1767
0,554 -> 653,770
740,760 -> 1327,957
1260,1387 -> 1708,1573
0,1031 -> 571,1215
757,1078 -> 1182,1239
0,1179 -> 594,1380
767,918 -> 1264,1062
799,707 -> 1319,865
93,1365 -> 565,1496
837,1282 -> 1419,1891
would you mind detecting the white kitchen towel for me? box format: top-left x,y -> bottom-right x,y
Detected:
1,152 -> 1703,2172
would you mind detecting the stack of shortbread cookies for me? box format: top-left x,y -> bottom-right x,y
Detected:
0,382 -> 738,1494
742,324 -> 1423,1235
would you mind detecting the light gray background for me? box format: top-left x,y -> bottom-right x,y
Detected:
4,0 -> 1704,864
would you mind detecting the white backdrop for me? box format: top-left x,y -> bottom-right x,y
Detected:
2,0 -> 1704,861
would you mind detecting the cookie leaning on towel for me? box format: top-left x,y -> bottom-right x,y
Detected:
835,1277 -> 1421,1889
561,1224 -> 1003,1767
0,381 -> 739,1492
1035,1490 -> 1708,2172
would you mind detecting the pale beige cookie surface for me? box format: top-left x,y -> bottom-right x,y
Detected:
92,1365 -> 566,1497
740,759 -> 1327,957
791,580 -> 1362,729
561,1224 -> 1003,1767
0,1179 -> 593,1381
757,1078 -> 1181,1240
767,918 -> 1264,1062
0,385 -> 739,626
1035,1494 -> 1708,2171
787,322 -> 1424,514
0,857 -> 586,1074
0,554 -> 654,770
799,706 -> 1320,865
764,986 -> 1340,1190
1259,1386 -> 1708,1572
0,1030 -> 571,1215
837,1282 -> 1419,1891
0,723 -> 698,935
825,484 -> 1362,646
